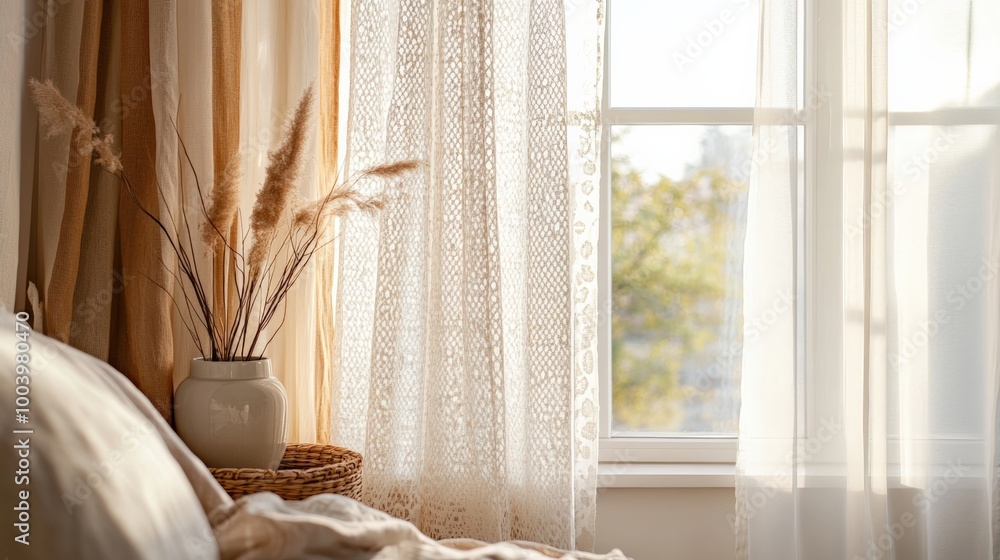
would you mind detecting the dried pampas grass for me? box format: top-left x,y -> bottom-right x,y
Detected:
31,79 -> 420,361
201,155 -> 243,251
248,84 -> 315,275
291,160 -> 422,227
30,78 -> 122,173
366,160 -> 423,178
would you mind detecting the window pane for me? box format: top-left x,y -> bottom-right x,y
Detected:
609,0 -> 760,108
887,125 -> 997,440
888,0 -> 1000,111
611,126 -> 750,435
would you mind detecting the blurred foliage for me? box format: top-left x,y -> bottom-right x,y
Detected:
611,143 -> 744,432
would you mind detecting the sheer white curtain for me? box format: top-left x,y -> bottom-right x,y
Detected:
331,0 -> 604,550
737,0 -> 1000,558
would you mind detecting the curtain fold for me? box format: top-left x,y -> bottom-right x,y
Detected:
737,0 -> 1000,558
210,0 -> 243,349
314,0 -> 341,445
3,1 -> 44,316
34,1 -> 86,328
43,0 -> 102,344
333,0 -> 603,549
565,2 -> 604,547
239,0 -> 321,444
167,0 -> 215,389
70,0 -> 121,360
16,0 -> 244,424
116,0 -> 175,422
0,1 -> 31,312
15,0 -> 330,436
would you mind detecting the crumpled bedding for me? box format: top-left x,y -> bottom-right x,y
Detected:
211,492 -> 629,560
0,311 -> 628,560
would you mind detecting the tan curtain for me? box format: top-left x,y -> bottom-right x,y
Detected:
71,0 -> 121,361
0,2 -> 22,312
314,0 -> 340,444
16,0 -> 338,441
114,0 -> 175,421
13,0 -> 318,441
44,0 -> 102,345
2,0 -> 42,313
211,0 -> 243,364
33,1 -> 85,336
18,0 -> 244,424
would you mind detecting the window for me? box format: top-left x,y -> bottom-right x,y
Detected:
600,0 -> 762,462
599,0 -> 1000,478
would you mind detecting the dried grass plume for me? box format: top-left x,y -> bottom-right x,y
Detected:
366,160 -> 423,178
29,78 -> 122,173
248,84 -> 315,274
201,155 -> 243,251
291,160 -> 422,229
31,79 -> 421,361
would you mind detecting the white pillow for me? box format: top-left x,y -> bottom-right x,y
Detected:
0,312 -> 219,559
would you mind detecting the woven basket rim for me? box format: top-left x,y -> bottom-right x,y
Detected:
208,443 -> 362,479
209,443 -> 362,502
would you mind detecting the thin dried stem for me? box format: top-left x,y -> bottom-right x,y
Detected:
32,81 -> 419,361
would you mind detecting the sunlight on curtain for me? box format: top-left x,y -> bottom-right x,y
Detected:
168,0 -> 215,390
332,0 -> 604,549
238,0 -> 321,443
736,0 -> 1000,558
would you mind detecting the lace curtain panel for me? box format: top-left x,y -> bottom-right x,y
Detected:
332,0 -> 604,550
736,0 -> 1000,558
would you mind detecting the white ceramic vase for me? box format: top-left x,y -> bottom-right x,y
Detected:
175,358 -> 287,469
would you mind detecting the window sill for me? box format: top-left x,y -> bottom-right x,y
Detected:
597,462 -> 736,488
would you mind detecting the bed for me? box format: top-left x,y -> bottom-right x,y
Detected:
0,312 -> 628,560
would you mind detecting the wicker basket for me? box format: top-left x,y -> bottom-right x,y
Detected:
209,443 -> 362,501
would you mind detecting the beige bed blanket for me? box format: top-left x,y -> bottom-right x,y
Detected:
1,309 -> 627,560
211,492 -> 627,560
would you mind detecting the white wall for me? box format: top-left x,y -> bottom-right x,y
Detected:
595,488 -> 737,560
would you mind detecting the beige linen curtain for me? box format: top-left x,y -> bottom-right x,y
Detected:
19,0 -> 180,421
11,0 -> 335,432
0,1 -> 33,313
238,0 -> 323,444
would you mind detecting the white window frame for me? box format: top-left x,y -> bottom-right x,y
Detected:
597,0 -> 998,489
597,0 -> 809,481
598,0 -> 754,472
